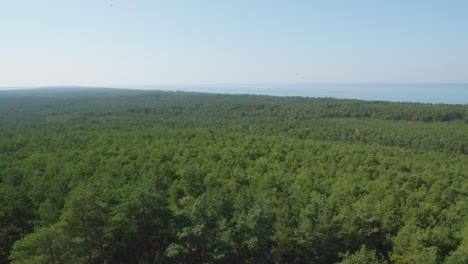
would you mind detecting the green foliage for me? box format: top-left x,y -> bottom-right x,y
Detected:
111,186 -> 174,263
0,88 -> 466,263
391,225 -> 439,264
444,224 -> 468,264
10,223 -> 72,264
338,246 -> 386,264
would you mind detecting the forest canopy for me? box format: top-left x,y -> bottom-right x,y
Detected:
0,88 -> 467,263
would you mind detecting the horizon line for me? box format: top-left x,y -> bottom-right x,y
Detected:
1,82 -> 468,89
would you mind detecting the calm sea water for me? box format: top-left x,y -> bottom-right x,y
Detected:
2,84 -> 467,104
148,83 -> 468,104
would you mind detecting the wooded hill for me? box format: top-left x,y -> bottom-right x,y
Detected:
0,88 -> 467,263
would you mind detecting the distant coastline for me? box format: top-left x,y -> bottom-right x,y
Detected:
124,83 -> 468,104
1,83 -> 467,104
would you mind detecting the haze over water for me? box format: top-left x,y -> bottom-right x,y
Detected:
133,83 -> 468,105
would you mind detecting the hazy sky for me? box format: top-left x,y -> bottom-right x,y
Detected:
1,0 -> 468,87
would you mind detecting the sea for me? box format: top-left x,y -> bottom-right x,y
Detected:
146,83 -> 468,105
1,83 -> 467,104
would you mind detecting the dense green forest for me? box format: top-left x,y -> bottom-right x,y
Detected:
0,88 -> 467,263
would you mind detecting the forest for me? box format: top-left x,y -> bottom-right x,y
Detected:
0,88 -> 467,263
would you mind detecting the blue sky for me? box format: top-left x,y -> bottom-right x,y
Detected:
1,0 -> 467,86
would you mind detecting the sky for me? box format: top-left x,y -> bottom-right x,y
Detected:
1,0 -> 468,87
